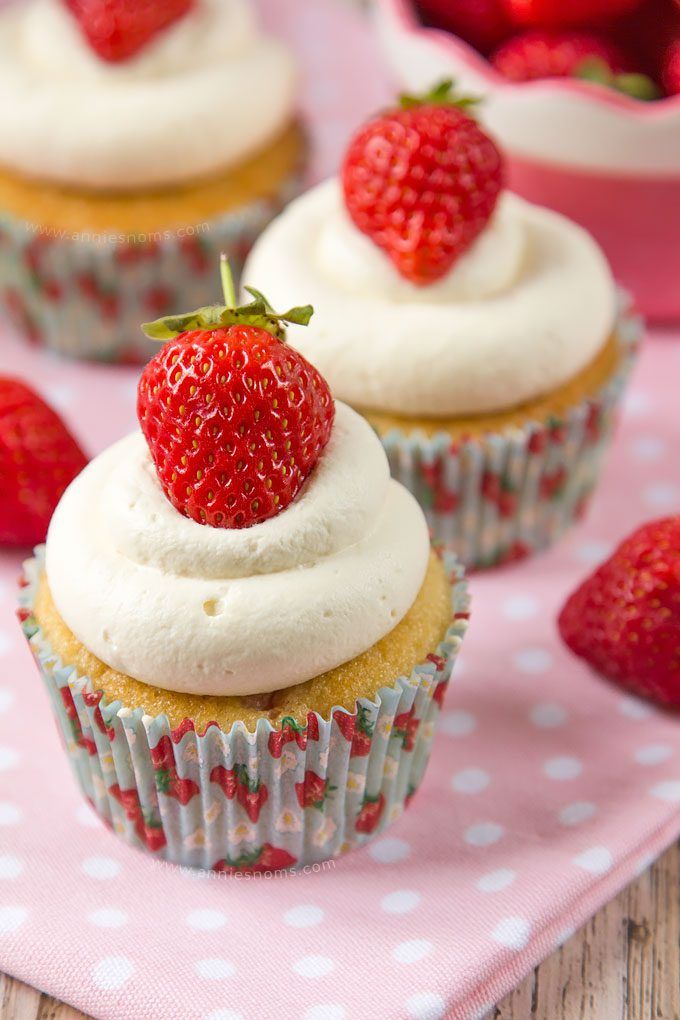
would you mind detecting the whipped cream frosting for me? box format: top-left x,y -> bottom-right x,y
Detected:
245,181 -> 618,418
45,403 -> 431,698
0,0 -> 297,189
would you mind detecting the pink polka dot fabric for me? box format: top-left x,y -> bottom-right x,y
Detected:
1,3 -> 680,1019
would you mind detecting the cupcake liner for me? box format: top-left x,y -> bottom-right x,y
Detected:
381,293 -> 643,570
0,160 -> 305,364
18,550 -> 469,871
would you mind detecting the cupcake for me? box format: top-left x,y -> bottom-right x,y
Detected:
245,83 -> 643,569
18,260 -> 468,870
0,0 -> 305,363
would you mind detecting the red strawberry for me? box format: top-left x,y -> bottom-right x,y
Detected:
210,764 -> 237,800
59,686 -> 96,756
306,713 -> 320,743
417,0 -> 511,52
109,783 -> 167,849
355,792 -> 385,835
393,707 -> 420,751
0,379 -> 87,545
334,705 -> 375,757
342,82 -> 503,286
295,770 -> 334,810
82,689 -> 115,741
213,843 -> 297,873
268,717 -> 308,759
539,467 -> 567,501
138,258 -> 333,530
528,429 -> 548,456
663,39 -> 680,93
210,763 -> 267,822
498,487 -> 518,518
492,29 -> 631,80
150,735 -> 199,805
481,472 -> 501,503
559,517 -> 680,706
501,0 -> 644,29
433,678 -> 449,708
63,0 -> 194,63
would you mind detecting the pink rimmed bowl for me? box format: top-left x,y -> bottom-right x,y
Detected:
374,0 -> 680,323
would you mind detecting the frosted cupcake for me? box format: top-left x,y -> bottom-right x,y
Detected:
0,0 -> 304,362
18,261 -> 468,870
245,84 -> 642,569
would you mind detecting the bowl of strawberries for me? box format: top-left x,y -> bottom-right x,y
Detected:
374,0 -> 680,322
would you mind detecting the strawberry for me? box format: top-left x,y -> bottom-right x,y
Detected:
559,517 -> 680,706
210,763 -> 268,822
393,707 -> 420,751
213,844 -> 297,874
342,81 -> 503,286
334,705 -> 375,757
295,770 -> 334,810
138,258 -> 333,530
59,687 -> 96,756
355,793 -> 385,835
0,379 -> 87,546
82,689 -> 115,741
433,677 -> 449,708
306,713 -> 320,743
501,0 -> 644,29
662,39 -> 680,93
210,764 -> 237,800
417,0 -> 511,53
63,0 -> 194,63
268,717 -> 308,759
109,784 -> 167,852
150,735 -> 199,806
491,29 -> 631,79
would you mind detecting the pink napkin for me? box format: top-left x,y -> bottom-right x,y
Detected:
1,2 -> 680,1018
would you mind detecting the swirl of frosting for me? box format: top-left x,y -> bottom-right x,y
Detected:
245,181 -> 618,418
45,403 -> 431,697
0,0 -> 297,189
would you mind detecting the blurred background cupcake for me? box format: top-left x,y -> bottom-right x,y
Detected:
0,0 -> 305,362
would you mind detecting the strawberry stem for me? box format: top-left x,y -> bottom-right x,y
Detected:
220,254 -> 237,308
399,79 -> 481,111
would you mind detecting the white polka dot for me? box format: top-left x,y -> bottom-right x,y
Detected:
0,689 -> 14,715
368,837 -> 411,864
556,927 -> 576,947
89,909 -> 128,928
464,822 -> 504,847
624,390 -> 652,417
91,955 -> 134,990
491,916 -> 531,950
439,710 -> 476,737
544,757 -> 583,781
381,890 -> 421,914
574,540 -> 611,565
0,746 -> 19,771
392,939 -> 433,964
530,703 -> 568,729
186,908 -> 227,931
195,959 -> 236,980
44,384 -> 76,412
619,695 -> 653,720
76,802 -> 100,827
0,803 -> 21,826
304,1006 -> 346,1020
633,853 -> 655,878
558,802 -> 597,827
293,955 -> 335,978
635,744 -> 673,766
573,846 -> 613,874
0,906 -> 27,934
502,595 -> 539,621
284,904 -> 324,928
452,768 -> 490,795
476,868 -> 517,893
81,856 -> 121,880
204,1011 -> 243,1020
650,780 -> 680,803
643,481 -> 680,510
631,436 -> 666,461
406,991 -> 446,1020
0,632 -> 13,657
0,856 -> 23,879
513,648 -> 553,674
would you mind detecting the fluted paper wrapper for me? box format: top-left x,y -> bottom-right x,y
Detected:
0,163 -> 304,364
18,551 -> 468,872
381,295 -> 643,570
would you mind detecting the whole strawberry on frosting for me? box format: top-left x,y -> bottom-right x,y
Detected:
342,81 -> 504,286
138,257 -> 334,530
63,0 -> 194,63
559,517 -> 680,707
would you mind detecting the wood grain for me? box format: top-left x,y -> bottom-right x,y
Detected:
1,843 -> 678,1019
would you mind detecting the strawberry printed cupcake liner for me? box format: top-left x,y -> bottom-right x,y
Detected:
18,550 -> 468,871
380,294 -> 643,570
0,170 -> 304,364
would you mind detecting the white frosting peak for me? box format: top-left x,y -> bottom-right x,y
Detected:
45,403 -> 431,697
245,181 -> 618,418
0,0 -> 297,189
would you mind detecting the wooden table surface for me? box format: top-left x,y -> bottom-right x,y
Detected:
2,841 -> 678,1020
